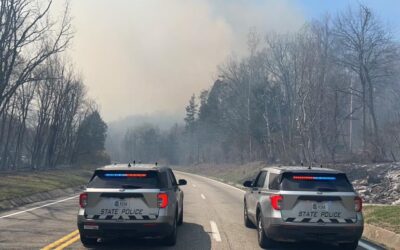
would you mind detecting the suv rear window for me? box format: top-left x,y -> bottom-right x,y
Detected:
88,170 -> 167,189
280,172 -> 354,192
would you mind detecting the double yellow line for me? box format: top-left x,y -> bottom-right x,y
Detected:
41,230 -> 80,250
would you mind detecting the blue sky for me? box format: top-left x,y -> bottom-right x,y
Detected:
296,0 -> 400,37
208,0 -> 400,39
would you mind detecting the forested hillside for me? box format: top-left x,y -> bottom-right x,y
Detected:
112,4 -> 400,165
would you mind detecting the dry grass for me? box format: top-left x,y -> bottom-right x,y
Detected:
363,205 -> 400,234
0,167 -> 95,201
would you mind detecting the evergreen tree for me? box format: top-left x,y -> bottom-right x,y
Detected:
184,94 -> 198,132
74,111 -> 109,164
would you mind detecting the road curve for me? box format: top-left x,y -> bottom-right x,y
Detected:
0,171 -> 385,250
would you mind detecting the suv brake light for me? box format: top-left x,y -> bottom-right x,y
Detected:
157,193 -> 168,208
270,195 -> 283,210
79,193 -> 88,208
354,196 -> 362,212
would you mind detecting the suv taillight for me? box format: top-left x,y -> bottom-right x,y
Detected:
157,193 -> 168,208
270,195 -> 283,210
79,193 -> 88,208
354,196 -> 362,212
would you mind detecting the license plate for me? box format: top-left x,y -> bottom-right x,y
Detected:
114,200 -> 128,208
312,202 -> 328,211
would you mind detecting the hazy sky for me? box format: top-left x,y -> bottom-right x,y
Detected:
59,0 -> 399,122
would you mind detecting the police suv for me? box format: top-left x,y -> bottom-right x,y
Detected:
77,164 -> 186,247
243,166 -> 363,249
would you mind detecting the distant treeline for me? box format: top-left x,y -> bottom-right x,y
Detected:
112,4 -> 400,165
0,0 -> 108,170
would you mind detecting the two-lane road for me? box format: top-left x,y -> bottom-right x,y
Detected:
0,171 -> 384,250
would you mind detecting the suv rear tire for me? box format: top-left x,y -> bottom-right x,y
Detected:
163,213 -> 177,246
257,212 -> 274,248
80,234 -> 98,248
340,241 -> 359,250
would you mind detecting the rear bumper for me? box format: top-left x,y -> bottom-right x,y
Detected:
77,215 -> 175,239
265,218 -> 364,243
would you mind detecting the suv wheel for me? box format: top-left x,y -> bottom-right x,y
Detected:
257,212 -> 274,248
80,234 -> 98,248
340,241 -> 359,250
163,212 -> 177,246
244,201 -> 254,228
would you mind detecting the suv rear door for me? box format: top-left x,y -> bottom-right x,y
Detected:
167,169 -> 182,214
247,171 -> 267,218
84,170 -> 165,221
279,172 -> 358,224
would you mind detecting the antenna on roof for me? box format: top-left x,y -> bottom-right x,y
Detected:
128,163 -> 132,167
300,161 -> 304,166
308,165 -> 312,170
320,164 -> 323,168
133,160 -> 136,165
155,162 -> 158,166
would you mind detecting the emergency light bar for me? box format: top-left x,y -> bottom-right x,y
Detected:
293,176 -> 336,181
104,173 -> 147,178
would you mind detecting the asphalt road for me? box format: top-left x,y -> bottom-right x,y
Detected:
0,171 -> 385,250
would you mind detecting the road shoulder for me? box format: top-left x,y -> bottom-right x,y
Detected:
363,223 -> 400,250
0,185 -> 82,212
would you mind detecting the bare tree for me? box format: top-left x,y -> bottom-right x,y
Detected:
334,4 -> 398,160
0,0 -> 72,115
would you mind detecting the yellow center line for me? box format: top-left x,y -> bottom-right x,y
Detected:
41,230 -> 79,250
54,234 -> 81,250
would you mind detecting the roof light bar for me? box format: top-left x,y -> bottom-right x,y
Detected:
104,173 -> 147,178
293,176 -> 336,181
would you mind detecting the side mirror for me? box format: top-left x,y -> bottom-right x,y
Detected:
243,180 -> 253,188
178,179 -> 187,186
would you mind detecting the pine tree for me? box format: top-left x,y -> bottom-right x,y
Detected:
73,111 -> 109,164
184,94 -> 198,132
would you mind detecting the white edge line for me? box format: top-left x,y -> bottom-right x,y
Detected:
175,170 -> 245,194
201,194 -> 206,199
0,195 -> 79,219
358,240 -> 378,250
210,221 -> 222,242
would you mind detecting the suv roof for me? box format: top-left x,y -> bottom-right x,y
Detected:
263,166 -> 344,174
96,163 -> 168,172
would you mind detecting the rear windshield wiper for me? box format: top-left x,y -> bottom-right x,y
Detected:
121,185 -> 142,189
